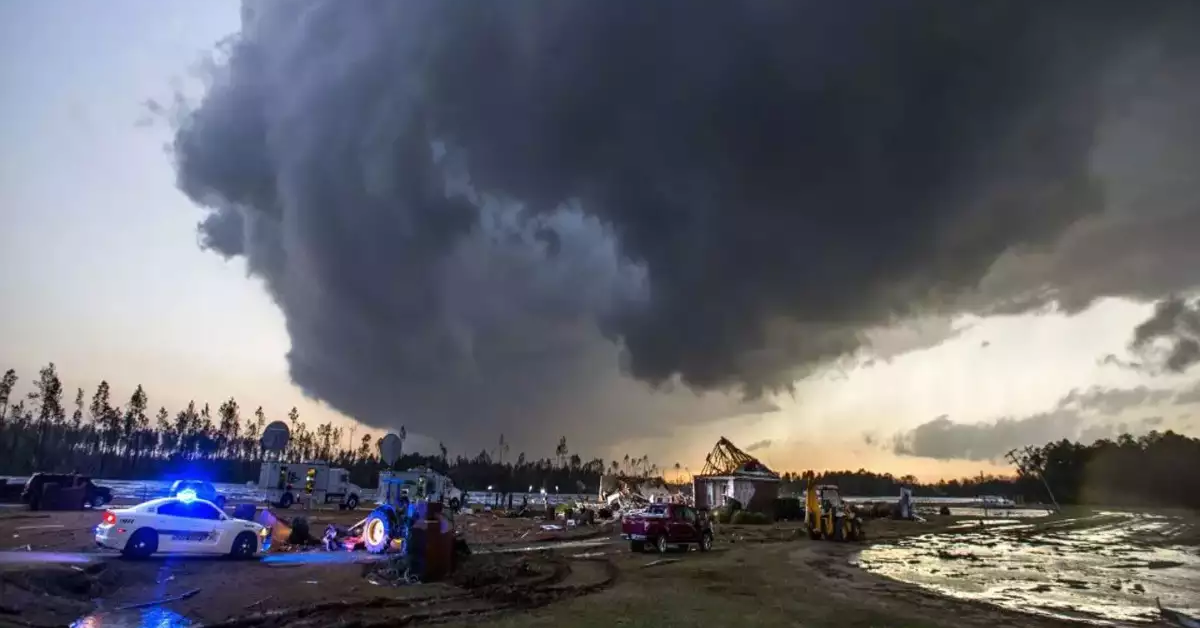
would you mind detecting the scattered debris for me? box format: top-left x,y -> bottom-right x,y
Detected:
246,596 -> 273,610
1158,598 -> 1200,628
643,558 -> 681,568
323,524 -> 341,551
365,554 -> 418,586
115,588 -> 201,611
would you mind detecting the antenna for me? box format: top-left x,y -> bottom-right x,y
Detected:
261,421 -> 290,459
379,433 -> 403,467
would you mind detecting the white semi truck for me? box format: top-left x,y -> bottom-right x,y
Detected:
257,460 -> 363,510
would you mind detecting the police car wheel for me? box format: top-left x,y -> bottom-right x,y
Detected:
122,528 -> 157,559
90,495 -> 106,508
230,531 -> 257,559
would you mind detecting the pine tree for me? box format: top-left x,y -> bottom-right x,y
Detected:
72,388 -> 84,427
0,369 -> 19,423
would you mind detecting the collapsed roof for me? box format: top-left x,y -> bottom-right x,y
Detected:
698,437 -> 779,479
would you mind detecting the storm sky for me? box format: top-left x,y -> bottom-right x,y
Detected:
2,0 -> 1200,475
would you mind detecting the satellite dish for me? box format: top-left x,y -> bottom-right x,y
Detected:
379,433 -> 403,466
261,421 -> 290,453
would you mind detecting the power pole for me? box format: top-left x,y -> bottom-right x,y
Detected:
1006,447 -> 1060,513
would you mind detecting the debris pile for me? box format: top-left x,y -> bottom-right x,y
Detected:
366,553 -> 418,586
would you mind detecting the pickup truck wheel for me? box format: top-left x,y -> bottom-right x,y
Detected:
655,535 -> 668,554
629,540 -> 645,553
700,532 -> 713,552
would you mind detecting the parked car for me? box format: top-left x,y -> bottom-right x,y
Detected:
22,473 -> 113,510
95,495 -> 269,558
621,503 -> 713,553
169,480 -> 227,510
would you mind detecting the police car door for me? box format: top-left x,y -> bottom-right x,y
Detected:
155,500 -> 223,552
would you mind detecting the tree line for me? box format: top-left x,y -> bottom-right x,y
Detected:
776,469 -> 1019,500
777,431 -> 1200,509
1009,430 -> 1200,509
0,364 -> 666,493
4,363 -> 1197,508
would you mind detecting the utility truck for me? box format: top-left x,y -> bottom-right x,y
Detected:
257,460 -> 363,510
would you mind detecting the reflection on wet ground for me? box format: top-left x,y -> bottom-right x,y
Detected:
0,550 -> 99,565
70,607 -> 192,628
262,550 -> 386,565
857,511 -> 1200,625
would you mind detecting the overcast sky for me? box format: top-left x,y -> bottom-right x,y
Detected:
2,1 -> 1197,482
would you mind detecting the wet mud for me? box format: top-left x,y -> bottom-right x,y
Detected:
856,511 -> 1200,625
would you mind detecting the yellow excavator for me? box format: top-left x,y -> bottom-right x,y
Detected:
803,471 -> 865,542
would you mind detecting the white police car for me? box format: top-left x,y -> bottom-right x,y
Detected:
95,490 -> 270,559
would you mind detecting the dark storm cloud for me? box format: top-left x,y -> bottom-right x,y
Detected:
1056,385 -> 1175,416
892,386 -> 1184,461
171,0 -> 1200,452
1128,296 -> 1200,373
893,412 -> 1084,462
971,37 -> 1200,316
1175,383 -> 1200,406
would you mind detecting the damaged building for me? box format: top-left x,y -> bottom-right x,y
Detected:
599,474 -> 675,510
693,437 -> 781,512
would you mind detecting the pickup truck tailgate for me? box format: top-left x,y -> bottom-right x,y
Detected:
622,513 -> 665,539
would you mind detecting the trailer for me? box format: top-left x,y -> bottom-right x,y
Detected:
257,460 -> 363,510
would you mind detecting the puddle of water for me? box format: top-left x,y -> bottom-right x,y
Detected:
857,512 -> 1200,625
934,507 -> 1055,519
71,607 -> 192,628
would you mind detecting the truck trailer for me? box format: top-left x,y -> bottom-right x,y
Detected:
257,460 -> 363,510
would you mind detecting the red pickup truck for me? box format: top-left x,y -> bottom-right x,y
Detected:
621,503 -> 713,553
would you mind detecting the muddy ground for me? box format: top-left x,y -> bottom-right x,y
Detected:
0,506 -> 1195,628
856,510 -> 1200,624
